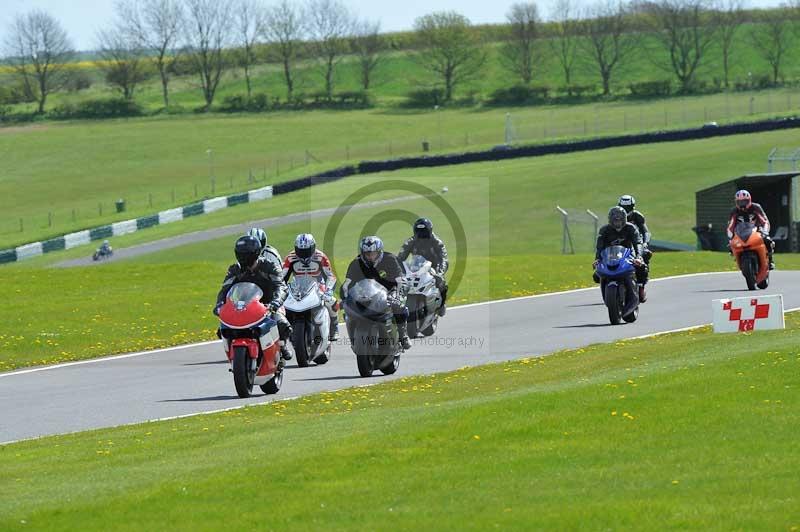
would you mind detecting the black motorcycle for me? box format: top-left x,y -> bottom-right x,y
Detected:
343,279 -> 401,377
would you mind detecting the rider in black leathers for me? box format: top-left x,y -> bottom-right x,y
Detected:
341,236 -> 412,350
397,217 -> 449,316
215,235 -> 294,360
594,206 -> 649,302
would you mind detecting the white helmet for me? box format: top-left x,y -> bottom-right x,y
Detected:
294,233 -> 316,264
247,228 -> 267,250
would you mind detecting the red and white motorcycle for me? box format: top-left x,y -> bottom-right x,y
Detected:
217,282 -> 283,398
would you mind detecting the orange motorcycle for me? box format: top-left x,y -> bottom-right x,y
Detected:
730,221 -> 769,290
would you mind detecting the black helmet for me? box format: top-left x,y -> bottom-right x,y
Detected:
247,227 -> 267,250
608,206 -> 627,231
359,235 -> 384,266
294,233 -> 316,263
413,217 -> 433,239
618,194 -> 635,214
235,235 -> 261,269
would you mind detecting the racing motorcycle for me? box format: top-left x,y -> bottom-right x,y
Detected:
343,279 -> 401,378
284,276 -> 332,367
730,221 -> 770,290
403,255 -> 443,338
595,245 -> 639,325
217,282 -> 283,398
92,247 -> 113,261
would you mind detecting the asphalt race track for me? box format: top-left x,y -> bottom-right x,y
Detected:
2,271 -> 799,444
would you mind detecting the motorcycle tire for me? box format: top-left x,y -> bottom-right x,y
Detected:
356,352 -> 373,377
741,253 -> 757,291
380,354 -> 400,375
293,320 -> 310,368
260,365 -> 283,395
605,284 -> 622,325
232,346 -> 254,398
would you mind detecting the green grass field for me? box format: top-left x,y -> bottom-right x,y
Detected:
5,128 -> 800,371
2,314 -> 798,530
2,87 -> 800,249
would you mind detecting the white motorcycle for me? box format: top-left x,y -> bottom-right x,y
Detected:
403,255 -> 443,338
284,276 -> 331,367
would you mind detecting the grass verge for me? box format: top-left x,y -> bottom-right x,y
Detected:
1,313 -> 799,530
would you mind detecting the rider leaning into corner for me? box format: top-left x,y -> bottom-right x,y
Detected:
727,189 -> 775,270
397,217 -> 449,317
341,236 -> 413,351
594,206 -> 649,302
282,233 -> 340,342
99,239 -> 113,255
214,235 -> 295,361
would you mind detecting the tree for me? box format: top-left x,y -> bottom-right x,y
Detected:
501,2 -> 541,85
750,6 -> 793,84
642,0 -> 717,93
307,0 -> 353,100
413,11 -> 486,102
118,0 -> 185,108
264,0 -> 305,101
183,0 -> 233,110
578,0 -> 638,95
96,28 -> 151,100
351,20 -> 383,90
234,0 -> 267,98
716,0 -> 746,88
4,10 -> 75,113
548,0 -> 581,91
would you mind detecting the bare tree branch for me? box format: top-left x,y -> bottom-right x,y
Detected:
4,10 -> 75,114
264,0 -> 305,101
640,0 -> 718,93
307,0 -> 354,100
578,0 -> 638,95
95,26 -> 151,100
413,11 -> 486,102
750,5 -> 793,84
351,19 -> 383,90
501,2 -> 542,85
183,0 -> 233,110
715,0 -> 746,88
120,0 -> 185,108
548,0 -> 581,92
234,0 -> 267,98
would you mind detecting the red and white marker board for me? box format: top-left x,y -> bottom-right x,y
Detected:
712,295 -> 785,333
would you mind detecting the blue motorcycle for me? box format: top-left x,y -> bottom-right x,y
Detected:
595,245 -> 640,325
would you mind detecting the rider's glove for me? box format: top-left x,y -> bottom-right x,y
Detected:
268,302 -> 280,313
213,303 -> 223,316
633,257 -> 644,267
592,259 -> 600,268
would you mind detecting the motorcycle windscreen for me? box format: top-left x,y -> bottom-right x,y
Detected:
601,245 -> 628,266
289,276 -> 317,299
349,279 -> 390,314
405,254 -> 429,273
227,282 -> 263,305
735,222 -> 755,242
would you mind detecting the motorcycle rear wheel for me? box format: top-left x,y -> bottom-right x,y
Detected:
232,346 -> 254,398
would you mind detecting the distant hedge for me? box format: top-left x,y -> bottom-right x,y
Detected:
48,98 -> 143,120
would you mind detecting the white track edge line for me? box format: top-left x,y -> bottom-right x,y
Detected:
0,270 -> 754,379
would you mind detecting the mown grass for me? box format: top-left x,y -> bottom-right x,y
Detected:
2,86 -> 800,249
2,313 -> 799,530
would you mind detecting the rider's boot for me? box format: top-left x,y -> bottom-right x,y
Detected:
398,322 -> 412,350
329,316 -> 340,341
638,284 -> 647,303
280,340 -> 294,361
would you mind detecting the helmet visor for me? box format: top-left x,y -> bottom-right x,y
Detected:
736,199 -> 750,209
296,245 -> 314,261
362,250 -> 381,264
236,251 -> 259,268
611,216 -> 626,230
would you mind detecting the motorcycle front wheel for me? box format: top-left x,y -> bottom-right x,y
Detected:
605,284 -> 622,325
232,346 -> 254,398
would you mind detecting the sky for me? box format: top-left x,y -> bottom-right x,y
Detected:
0,0 -> 788,52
